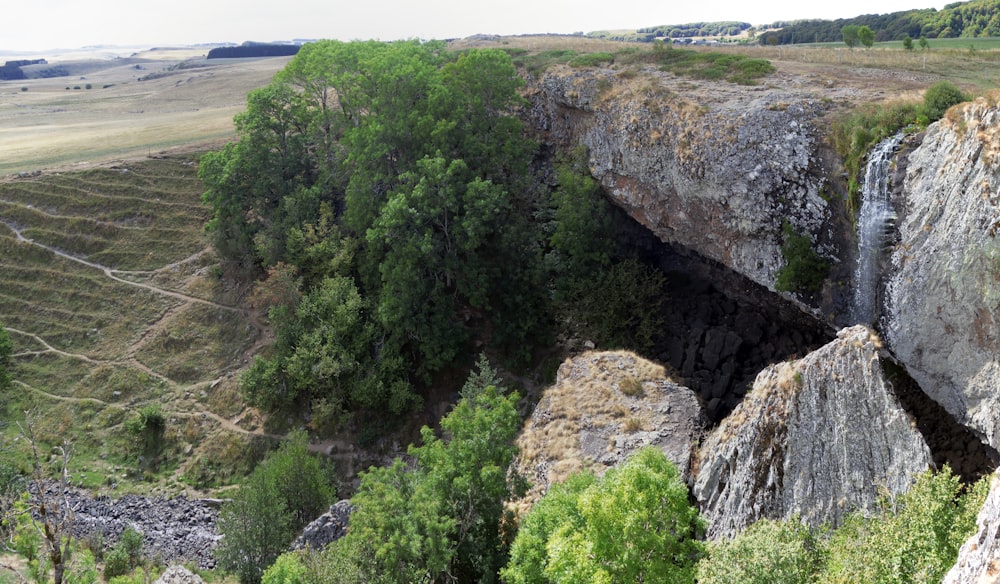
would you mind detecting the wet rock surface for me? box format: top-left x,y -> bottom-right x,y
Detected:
693,326 -> 933,539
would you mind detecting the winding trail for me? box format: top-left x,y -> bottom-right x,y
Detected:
0,214 -> 285,461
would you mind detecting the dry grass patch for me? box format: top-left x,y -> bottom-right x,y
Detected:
514,350 -> 677,508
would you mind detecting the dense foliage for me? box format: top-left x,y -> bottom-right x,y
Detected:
760,0 -> 1000,45
502,448 -> 705,584
774,221 -> 831,294
268,383 -> 523,584
201,41 -> 684,429
215,430 -> 335,584
697,466 -> 988,584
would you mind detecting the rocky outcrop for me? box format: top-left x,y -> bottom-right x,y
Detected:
154,566 -> 205,584
291,500 -> 352,550
40,484 -> 221,569
944,470 -> 1000,584
526,66 -> 835,292
692,326 -> 932,539
886,100 -> 1000,451
512,350 -> 703,510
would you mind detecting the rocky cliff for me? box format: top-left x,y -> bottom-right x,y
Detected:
511,350 -> 703,510
886,99 -> 1000,451
525,66 -> 837,294
692,325 -> 932,539
945,470 -> 1000,583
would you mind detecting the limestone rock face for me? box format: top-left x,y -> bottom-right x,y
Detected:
886,100 -> 1000,450
512,350 -> 703,509
944,470 -> 1000,584
525,67 -> 833,291
693,325 -> 932,539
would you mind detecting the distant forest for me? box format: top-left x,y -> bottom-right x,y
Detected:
589,22 -> 751,42
759,0 -> 1000,44
207,44 -> 301,59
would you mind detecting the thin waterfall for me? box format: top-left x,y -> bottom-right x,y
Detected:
852,133 -> 904,325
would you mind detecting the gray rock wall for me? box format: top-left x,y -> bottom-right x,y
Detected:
886,100 -> 1000,450
525,67 -> 833,292
692,326 -> 932,539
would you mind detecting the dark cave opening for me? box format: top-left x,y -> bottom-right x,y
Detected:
884,360 -> 1000,482
616,214 -> 835,423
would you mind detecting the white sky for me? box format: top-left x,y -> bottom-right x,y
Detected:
2,0 -> 951,53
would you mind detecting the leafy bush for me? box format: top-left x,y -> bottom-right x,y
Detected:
774,222 -> 830,294
696,519 -> 821,584
102,547 -> 131,580
503,448 -> 705,584
102,526 -> 144,580
262,553 -> 307,584
322,386 -> 522,583
921,80 -> 968,121
216,430 -> 334,584
818,465 -> 986,584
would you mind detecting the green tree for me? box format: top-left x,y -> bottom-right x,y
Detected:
903,35 -> 914,50
841,24 -> 861,48
331,385 -> 523,583
818,466 -> 987,584
696,519 -> 822,584
216,431 -> 335,584
858,25 -> 876,48
919,35 -> 930,50
502,448 -> 705,584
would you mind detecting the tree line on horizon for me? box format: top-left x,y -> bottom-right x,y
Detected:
758,0 -> 1000,45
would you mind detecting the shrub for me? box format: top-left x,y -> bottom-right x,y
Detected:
262,553 -> 306,584
103,547 -> 131,580
696,518 -> 821,584
503,448 -> 705,584
774,222 -> 829,294
921,80 -> 968,121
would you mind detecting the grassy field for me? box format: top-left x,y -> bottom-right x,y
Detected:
0,155 -> 271,495
0,48 -> 289,175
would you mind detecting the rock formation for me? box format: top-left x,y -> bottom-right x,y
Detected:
526,66 -> 836,292
291,500 -> 353,550
692,326 -> 932,539
154,565 -> 205,584
887,99 -> 1000,451
39,484 -> 221,569
944,470 -> 1000,584
511,350 -> 703,510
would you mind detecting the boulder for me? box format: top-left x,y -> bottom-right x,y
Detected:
886,100 -> 1000,451
512,350 -> 704,511
154,565 -> 204,584
693,325 -> 932,539
944,470 -> 1000,584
